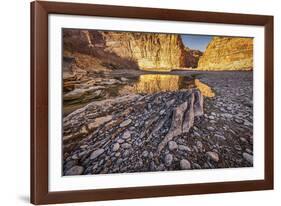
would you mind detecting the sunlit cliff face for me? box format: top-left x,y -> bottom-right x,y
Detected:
197,37 -> 253,71
122,74 -> 215,97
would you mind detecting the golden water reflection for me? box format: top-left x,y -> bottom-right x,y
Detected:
194,79 -> 215,97
130,74 -> 215,97
133,75 -> 187,93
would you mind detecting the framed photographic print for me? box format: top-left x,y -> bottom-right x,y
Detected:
31,1 -> 274,204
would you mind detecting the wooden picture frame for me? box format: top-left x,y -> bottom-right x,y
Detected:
31,0 -> 274,204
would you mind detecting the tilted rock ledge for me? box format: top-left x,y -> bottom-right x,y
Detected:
63,89 -> 204,175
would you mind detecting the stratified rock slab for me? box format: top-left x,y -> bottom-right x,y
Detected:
65,166 -> 84,176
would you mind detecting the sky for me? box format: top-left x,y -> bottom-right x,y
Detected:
181,34 -> 213,52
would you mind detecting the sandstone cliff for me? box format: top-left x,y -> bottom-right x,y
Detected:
63,29 -> 139,72
63,29 -> 194,71
100,31 -> 188,70
197,37 -> 253,70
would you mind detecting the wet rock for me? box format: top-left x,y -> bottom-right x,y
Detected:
99,159 -> 105,166
116,158 -> 123,166
138,159 -> 144,167
206,151 -> 219,162
196,141 -> 203,151
71,153 -> 79,160
122,131 -> 131,139
193,163 -> 202,169
157,164 -> 165,171
180,159 -> 191,170
226,106 -> 232,111
234,144 -> 242,151
207,126 -> 215,131
64,160 -> 77,170
193,145 -> 198,153
105,160 -> 112,167
121,143 -> 131,149
150,161 -> 157,170
235,118 -> 244,124
90,149 -> 104,160
209,115 -> 215,120
80,144 -> 88,149
178,145 -> 191,152
120,119 -> 132,127
112,143 -> 120,152
121,77 -> 129,82
243,152 -> 253,164
103,79 -> 121,85
193,131 -> 200,137
164,154 -> 173,166
214,134 -> 226,141
63,89 -> 85,100
65,166 -> 84,175
123,150 -> 131,157
244,120 -> 253,126
168,141 -> 178,151
245,148 -> 253,155
240,137 -> 248,143
211,112 -> 216,116
78,151 -> 88,157
142,150 -> 149,157
88,115 -> 113,130
117,138 -> 125,144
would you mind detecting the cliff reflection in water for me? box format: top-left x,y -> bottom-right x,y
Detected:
132,74 -> 188,93
131,74 -> 215,97
194,79 -> 215,97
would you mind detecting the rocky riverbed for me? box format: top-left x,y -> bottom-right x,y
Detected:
63,71 -> 253,176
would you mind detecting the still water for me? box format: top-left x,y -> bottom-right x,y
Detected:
124,74 -> 215,97
64,74 -> 215,116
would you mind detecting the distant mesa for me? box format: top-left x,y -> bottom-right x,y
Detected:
184,47 -> 203,68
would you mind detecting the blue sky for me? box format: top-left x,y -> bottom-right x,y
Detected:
181,34 -> 213,52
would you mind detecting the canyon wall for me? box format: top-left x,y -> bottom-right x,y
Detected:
63,29 -> 195,70
185,48 -> 203,68
63,29 -> 139,72
100,31 -> 188,69
197,37 -> 253,70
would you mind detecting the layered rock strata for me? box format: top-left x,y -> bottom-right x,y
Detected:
63,89 -> 204,174
63,29 -> 197,70
197,37 -> 253,70
101,31 -> 188,69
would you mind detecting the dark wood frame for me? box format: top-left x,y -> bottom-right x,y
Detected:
31,0 -> 274,204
